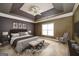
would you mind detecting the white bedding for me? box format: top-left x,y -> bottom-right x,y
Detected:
10,33 -> 39,53
10,35 -> 32,45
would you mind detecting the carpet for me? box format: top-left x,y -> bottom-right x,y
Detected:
0,53 -> 8,56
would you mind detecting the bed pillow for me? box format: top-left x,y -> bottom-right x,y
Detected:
11,33 -> 19,37
19,32 -> 25,36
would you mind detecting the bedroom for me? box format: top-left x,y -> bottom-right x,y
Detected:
0,3 -> 79,56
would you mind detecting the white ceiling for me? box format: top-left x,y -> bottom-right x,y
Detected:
20,3 -> 54,16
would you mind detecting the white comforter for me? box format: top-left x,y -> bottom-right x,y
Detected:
10,35 -> 39,53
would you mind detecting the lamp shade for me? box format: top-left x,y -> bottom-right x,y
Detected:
2,32 -> 8,35
28,30 -> 32,33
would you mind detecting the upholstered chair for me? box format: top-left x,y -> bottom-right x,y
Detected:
58,32 -> 69,43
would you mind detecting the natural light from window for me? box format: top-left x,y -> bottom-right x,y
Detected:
42,23 -> 54,36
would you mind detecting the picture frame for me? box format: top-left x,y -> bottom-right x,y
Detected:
18,23 -> 22,29
13,22 -> 26,29
24,24 -> 26,29
13,22 -> 18,29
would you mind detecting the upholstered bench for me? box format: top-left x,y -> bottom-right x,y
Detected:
29,39 -> 44,54
29,41 -> 40,49
29,39 -> 44,49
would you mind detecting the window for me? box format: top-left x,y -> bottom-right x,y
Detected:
42,23 -> 54,36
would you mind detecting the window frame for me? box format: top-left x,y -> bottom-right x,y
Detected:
42,23 -> 54,36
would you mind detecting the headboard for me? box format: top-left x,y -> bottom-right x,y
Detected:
9,29 -> 27,39
9,29 -> 27,33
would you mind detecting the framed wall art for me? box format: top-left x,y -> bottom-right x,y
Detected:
13,22 -> 18,29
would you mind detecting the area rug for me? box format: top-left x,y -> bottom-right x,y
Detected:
19,42 -> 49,56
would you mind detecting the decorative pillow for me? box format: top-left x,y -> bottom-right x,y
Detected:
25,32 -> 29,35
11,33 -> 19,37
19,32 -> 25,36
59,37 -> 64,41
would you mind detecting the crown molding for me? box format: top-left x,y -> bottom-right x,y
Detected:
35,12 -> 73,23
0,12 -> 35,23
72,3 -> 79,14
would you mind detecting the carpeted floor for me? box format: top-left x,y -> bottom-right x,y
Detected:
0,37 -> 70,56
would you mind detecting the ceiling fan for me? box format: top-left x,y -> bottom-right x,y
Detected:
29,5 -> 41,16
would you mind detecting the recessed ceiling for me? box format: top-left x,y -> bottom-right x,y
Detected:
20,3 -> 54,16
0,3 -> 75,21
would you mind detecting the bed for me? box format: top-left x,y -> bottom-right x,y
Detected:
9,29 -> 39,53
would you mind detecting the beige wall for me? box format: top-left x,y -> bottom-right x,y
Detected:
35,16 -> 73,39
34,23 -> 42,36
74,6 -> 79,23
73,6 -> 79,44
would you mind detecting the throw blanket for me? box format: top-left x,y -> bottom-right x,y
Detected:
12,36 -> 33,48
10,35 -> 33,45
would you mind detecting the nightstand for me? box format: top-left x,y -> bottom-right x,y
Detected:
68,40 -> 79,56
0,36 -> 9,46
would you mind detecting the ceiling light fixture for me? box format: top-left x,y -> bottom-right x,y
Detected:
29,5 -> 41,16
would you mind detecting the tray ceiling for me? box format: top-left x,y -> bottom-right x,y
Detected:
20,3 -> 54,16
0,3 -> 75,21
